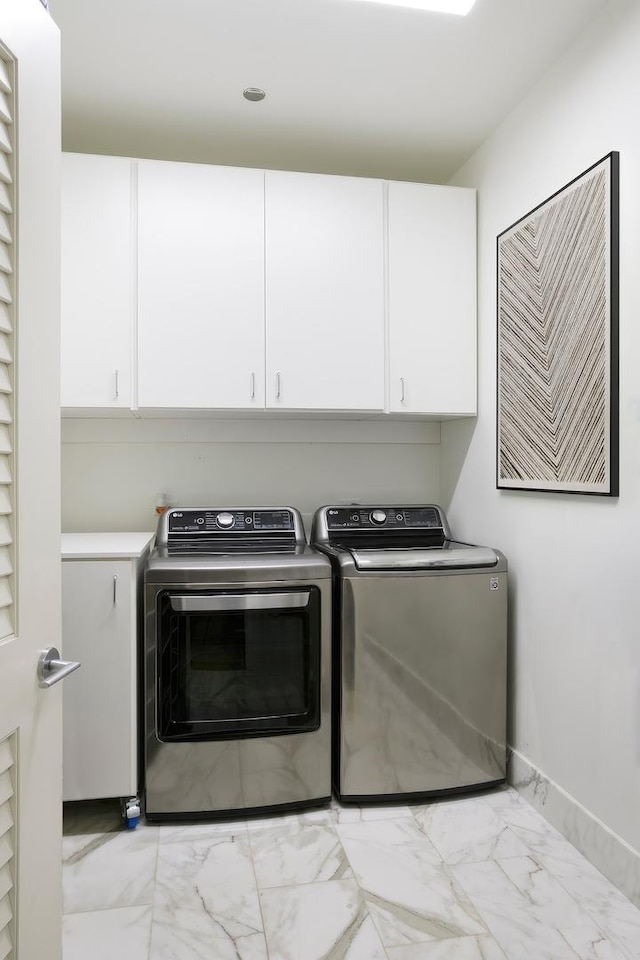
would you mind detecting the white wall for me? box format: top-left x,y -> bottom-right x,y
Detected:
61,418 -> 441,535
443,0 -> 640,892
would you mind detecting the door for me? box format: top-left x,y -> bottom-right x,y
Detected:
265,170 -> 385,411
137,160 -> 265,410
0,3 -> 62,959
60,153 -> 134,410
387,181 -> 477,415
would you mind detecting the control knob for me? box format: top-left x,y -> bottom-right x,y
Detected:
216,512 -> 235,529
370,509 -> 387,525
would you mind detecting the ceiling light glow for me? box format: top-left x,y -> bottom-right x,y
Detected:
349,0 -> 476,14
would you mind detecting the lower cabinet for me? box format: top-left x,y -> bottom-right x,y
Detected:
61,535 -> 152,803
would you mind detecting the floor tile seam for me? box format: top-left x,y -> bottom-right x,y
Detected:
257,875 -> 365,900
156,824 -> 250,843
62,899 -> 154,918
245,820 -> 271,960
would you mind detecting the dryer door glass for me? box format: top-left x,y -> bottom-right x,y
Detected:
156,587 -> 321,741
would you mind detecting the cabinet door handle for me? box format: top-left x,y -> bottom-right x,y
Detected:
400,377 -> 406,403
276,372 -> 282,400
113,575 -> 118,605
250,372 -> 256,400
114,369 -> 120,400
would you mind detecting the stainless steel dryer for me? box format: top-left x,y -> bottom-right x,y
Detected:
311,504 -> 507,803
144,506 -> 331,820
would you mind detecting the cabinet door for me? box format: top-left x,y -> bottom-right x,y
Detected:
265,171 -> 385,411
137,161 -> 265,409
388,182 -> 477,415
61,153 -> 133,408
62,560 -> 136,801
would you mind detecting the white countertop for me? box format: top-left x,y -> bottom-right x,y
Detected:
61,532 -> 155,560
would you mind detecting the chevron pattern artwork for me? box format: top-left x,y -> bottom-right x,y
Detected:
497,152 -> 619,495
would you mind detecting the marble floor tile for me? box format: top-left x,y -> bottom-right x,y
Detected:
63,825 -> 159,913
337,818 -> 486,947
259,878 -> 387,960
386,935 -> 508,959
249,815 -> 353,888
481,789 -> 640,960
412,796 -> 530,865
61,790 -> 640,960
151,826 -> 267,960
451,856 -> 631,960
63,905 -> 152,960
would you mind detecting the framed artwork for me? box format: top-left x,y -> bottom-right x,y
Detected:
496,151 -> 619,496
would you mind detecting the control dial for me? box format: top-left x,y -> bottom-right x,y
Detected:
370,509 -> 387,525
216,512 -> 235,529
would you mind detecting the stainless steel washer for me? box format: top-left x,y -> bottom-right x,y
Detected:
311,504 -> 507,803
144,506 -> 331,820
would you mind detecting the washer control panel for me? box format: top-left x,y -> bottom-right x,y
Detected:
167,508 -> 295,535
325,506 -> 443,531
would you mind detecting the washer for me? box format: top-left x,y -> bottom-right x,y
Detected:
311,504 -> 507,803
144,506 -> 331,820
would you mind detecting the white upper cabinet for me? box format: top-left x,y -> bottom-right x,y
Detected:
265,171 -> 385,411
137,161 -> 265,409
60,154 -> 477,418
61,153 -> 134,408
387,181 -> 477,416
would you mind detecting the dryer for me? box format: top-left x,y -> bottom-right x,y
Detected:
144,506 -> 331,820
311,504 -> 507,803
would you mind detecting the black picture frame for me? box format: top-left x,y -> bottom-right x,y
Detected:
496,151 -> 619,496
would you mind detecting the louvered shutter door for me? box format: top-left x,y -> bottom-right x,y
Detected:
0,737 -> 14,960
0,51 -> 13,644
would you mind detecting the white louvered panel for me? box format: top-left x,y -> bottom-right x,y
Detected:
0,59 -> 9,94
0,831 -> 10,873
0,245 -> 10,274
0,774 -> 10,810
0,734 -> 14,960
0,582 -> 10,610
0,519 -> 10,547
0,743 -> 10,778
0,50 -> 14,656
0,920 -> 11,960
0,549 -> 12,579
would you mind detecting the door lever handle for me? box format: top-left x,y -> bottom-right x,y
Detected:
37,647 -> 81,688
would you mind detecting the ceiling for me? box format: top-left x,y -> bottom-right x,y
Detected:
49,0 -> 609,184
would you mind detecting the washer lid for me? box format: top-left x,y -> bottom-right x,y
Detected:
349,544 -> 499,571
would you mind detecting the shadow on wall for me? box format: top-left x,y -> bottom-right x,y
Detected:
440,417 -> 478,510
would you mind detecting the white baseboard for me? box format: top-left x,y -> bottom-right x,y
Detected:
509,749 -> 640,908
